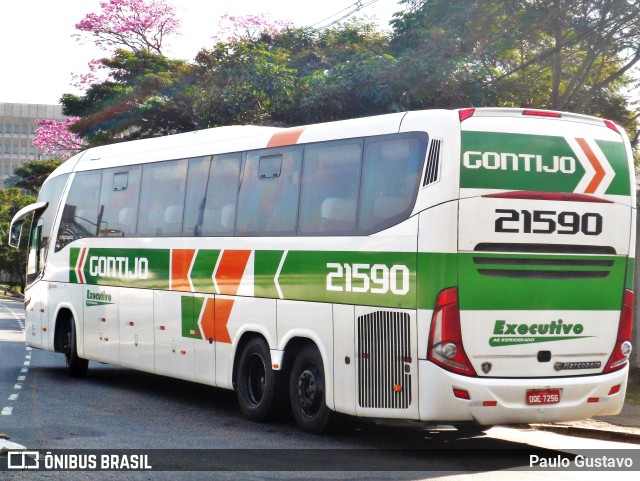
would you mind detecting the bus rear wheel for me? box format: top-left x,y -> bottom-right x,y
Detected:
236,337 -> 285,422
289,344 -> 333,434
64,320 -> 88,378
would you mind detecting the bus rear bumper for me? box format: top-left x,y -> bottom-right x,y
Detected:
418,360 -> 629,426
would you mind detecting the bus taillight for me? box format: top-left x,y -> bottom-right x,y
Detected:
428,287 -> 477,377
604,289 -> 634,373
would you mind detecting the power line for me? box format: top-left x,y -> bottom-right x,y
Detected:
311,0 -> 380,29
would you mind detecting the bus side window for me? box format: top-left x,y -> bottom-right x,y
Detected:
56,171 -> 102,250
359,133 -> 427,233
137,159 -> 187,237
183,156 -> 211,236
236,147 -> 302,236
185,153 -> 242,237
97,166 -> 142,238
298,139 -> 362,235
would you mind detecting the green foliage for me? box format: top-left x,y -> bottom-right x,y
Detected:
193,40 -> 296,126
6,159 -> 64,194
62,49 -> 197,145
0,189 -> 36,293
60,4 -> 640,157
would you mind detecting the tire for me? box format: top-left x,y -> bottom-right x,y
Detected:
235,337 -> 286,422
289,344 -> 333,434
64,319 -> 88,378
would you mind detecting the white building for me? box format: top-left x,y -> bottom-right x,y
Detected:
0,102 -> 66,189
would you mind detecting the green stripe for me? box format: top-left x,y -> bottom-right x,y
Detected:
191,250 -> 219,294
69,247 -> 627,312
460,131 -> 630,195
458,253 -> 625,310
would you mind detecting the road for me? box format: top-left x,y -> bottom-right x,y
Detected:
1,297 -> 638,480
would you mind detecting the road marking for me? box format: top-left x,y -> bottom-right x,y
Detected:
1,301 -> 28,418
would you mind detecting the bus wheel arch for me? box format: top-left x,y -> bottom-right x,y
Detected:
53,308 -> 88,377
234,333 -> 287,422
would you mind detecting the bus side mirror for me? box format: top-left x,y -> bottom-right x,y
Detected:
8,221 -> 23,248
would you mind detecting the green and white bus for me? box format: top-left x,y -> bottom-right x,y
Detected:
10,108 -> 636,433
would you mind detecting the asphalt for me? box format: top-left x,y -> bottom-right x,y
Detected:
1,291 -> 639,448
533,396 -> 640,444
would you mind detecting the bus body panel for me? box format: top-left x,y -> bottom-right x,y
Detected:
119,287 -> 155,374
13,108 -> 635,428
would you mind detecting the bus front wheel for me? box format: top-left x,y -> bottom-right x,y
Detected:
64,319 -> 88,378
236,337 -> 285,422
289,344 -> 333,434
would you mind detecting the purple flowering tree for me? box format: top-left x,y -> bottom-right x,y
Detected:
32,118 -> 87,159
212,13 -> 292,43
74,0 -> 180,54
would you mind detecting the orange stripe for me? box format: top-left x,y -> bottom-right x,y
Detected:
171,249 -> 196,291
214,298 -> 234,344
267,127 -> 305,147
200,298 -> 216,342
215,250 -> 251,296
576,138 -> 605,194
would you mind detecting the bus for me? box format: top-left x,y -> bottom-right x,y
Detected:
9,108 -> 636,434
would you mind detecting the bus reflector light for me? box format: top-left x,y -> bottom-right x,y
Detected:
42,327 -> 47,332
393,384 -> 403,392
483,191 -> 612,203
604,119 -> 620,133
459,108 -> 476,122
522,109 -> 561,118
453,389 -> 470,400
428,287 -> 477,376
604,289 -> 634,373
608,384 -> 621,396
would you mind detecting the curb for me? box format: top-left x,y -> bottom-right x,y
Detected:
532,424 -> 640,444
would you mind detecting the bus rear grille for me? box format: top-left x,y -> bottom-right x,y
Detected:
357,311 -> 412,409
473,256 -> 614,279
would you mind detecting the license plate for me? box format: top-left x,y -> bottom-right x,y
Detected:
526,389 -> 560,405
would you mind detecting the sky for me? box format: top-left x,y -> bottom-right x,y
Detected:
1,0 -> 404,105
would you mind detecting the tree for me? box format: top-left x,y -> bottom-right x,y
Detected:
74,0 -> 180,54
63,49 -> 196,145
390,0 -> 640,142
0,189 -> 36,293
6,159 -> 64,195
32,118 -> 86,159
193,41 -> 296,127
